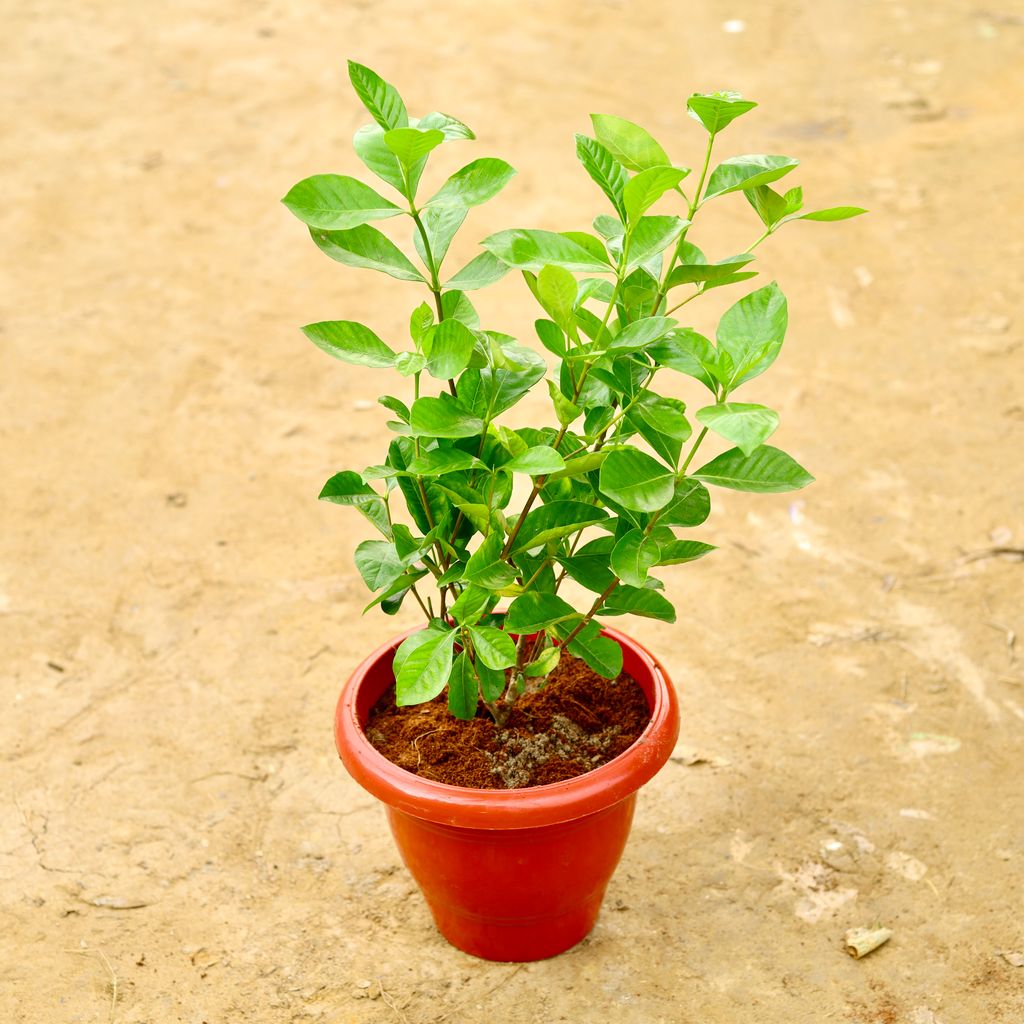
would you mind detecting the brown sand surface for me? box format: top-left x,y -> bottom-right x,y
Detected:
2,1 -> 1023,1021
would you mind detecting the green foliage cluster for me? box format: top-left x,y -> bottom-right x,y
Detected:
283,66 -> 865,723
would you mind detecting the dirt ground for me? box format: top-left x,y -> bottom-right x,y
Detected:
3,1 -> 1023,1021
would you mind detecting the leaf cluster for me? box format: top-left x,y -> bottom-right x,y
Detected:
284,67 -> 865,722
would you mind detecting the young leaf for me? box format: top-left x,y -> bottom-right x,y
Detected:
423,319 -> 477,380
654,539 -> 716,565
417,111 -> 475,140
503,446 -> 566,476
353,124 -> 406,193
665,253 -> 755,287
467,625 -> 516,670
318,471 -> 390,535
463,531 -> 518,589
693,445 -> 813,493
407,448 -> 480,476
395,628 -> 456,706
394,351 -> 426,376
623,166 -> 689,223
792,206 -> 868,222
626,394 -> 691,466
447,651 -> 479,720
310,225 -> 426,282
409,395 -> 485,438
564,621 -> 622,678
704,155 -> 799,201
590,113 -> 671,172
603,586 -> 676,622
716,282 -> 788,389
354,539 -> 405,591
383,127 -> 445,172
281,174 -> 402,230
608,315 -> 677,353
510,500 -> 609,554
686,92 -> 758,134
413,204 -> 468,272
546,380 -> 582,426
626,216 -> 690,271
537,265 -> 578,330
444,251 -> 509,291
481,229 -> 612,273
696,402 -> 780,456
348,61 -> 409,132
505,593 -> 579,633
574,134 -> 629,220
301,320 -> 396,368
745,183 -> 800,228
524,646 -> 561,677
449,584 -> 491,625
611,529 -> 661,587
428,157 -> 517,208
599,449 -> 676,512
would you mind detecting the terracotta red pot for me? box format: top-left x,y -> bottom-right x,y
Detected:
333,624 -> 680,962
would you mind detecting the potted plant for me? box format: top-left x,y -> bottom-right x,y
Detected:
282,62 -> 864,962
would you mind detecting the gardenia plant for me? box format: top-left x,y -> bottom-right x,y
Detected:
283,62 -> 864,725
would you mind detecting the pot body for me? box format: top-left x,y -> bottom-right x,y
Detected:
334,625 -> 679,962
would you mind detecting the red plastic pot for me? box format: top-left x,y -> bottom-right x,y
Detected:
333,624 -> 680,962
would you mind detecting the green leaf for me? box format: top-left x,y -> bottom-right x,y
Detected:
505,593 -> 579,633
654,538 -> 716,565
686,92 -> 757,134
744,183 -> 800,229
481,229 -> 612,273
559,536 -> 615,593
649,329 -> 719,393
463,531 -> 518,589
560,231 -> 609,266
599,449 -> 675,512
503,446 -> 566,476
423,318 -> 477,380
428,157 -> 516,208
659,477 -> 711,527
626,394 -> 691,466
623,166 -> 689,223
394,351 -> 426,376
409,395 -> 485,438
467,625 -> 516,670
318,471 -> 390,535
447,651 -> 478,720
449,585 -> 490,626
416,111 -> 475,140
413,204 -> 468,272
537,265 -> 578,330
564,621 -> 622,678
281,174 -> 402,230
310,225 -> 426,282
363,568 -> 427,616
524,646 -> 561,678
510,500 -> 609,554
548,450 -> 606,481
611,529 -> 661,587
693,445 -> 813,492
348,61 -> 408,131
395,628 -> 456,706
608,315 -> 677,353
590,113 -> 671,172
603,586 -> 676,622
354,540 -> 405,591
626,216 -> 690,272
300,320 -> 396,368
407,447 -> 480,476
716,282 -> 788,389
704,155 -> 799,201
696,402 -> 779,456
444,251 -> 509,291
793,206 -> 868,222
665,253 -> 755,287
383,127 -> 445,172
574,134 -> 629,220
409,302 -> 433,345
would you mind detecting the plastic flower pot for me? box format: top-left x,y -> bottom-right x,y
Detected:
333,624 -> 680,962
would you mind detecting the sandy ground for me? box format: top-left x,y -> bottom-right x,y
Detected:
3,1 -> 1023,1021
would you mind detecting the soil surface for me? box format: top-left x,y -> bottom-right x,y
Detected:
3,2 -> 1023,1023
366,652 -> 650,788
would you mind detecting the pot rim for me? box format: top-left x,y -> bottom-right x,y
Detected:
334,624 -> 680,829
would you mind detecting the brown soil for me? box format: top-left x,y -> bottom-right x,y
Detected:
366,652 -> 651,788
